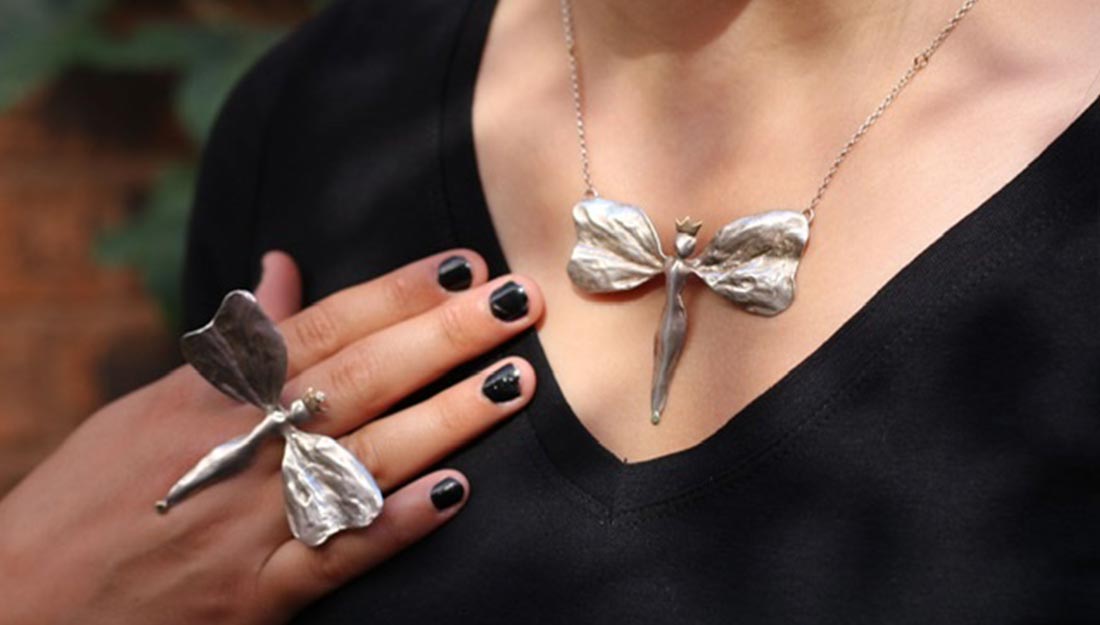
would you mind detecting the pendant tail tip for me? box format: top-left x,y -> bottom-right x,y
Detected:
650,410 -> 661,426
155,499 -> 170,514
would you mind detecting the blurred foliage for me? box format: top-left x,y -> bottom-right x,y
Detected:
0,0 -> 316,329
96,163 -> 195,329
0,0 -> 113,110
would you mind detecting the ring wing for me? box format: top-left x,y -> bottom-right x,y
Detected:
567,198 -> 666,292
282,427 -> 384,547
180,290 -> 287,410
688,210 -> 810,316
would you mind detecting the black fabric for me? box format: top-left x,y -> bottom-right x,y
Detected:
182,0 -> 1100,622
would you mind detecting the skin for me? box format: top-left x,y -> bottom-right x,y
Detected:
474,0 -> 1100,461
0,250 -> 544,624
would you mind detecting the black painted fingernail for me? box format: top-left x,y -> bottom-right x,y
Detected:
489,281 -> 528,321
430,477 -> 465,511
482,363 -> 521,403
438,255 -> 473,291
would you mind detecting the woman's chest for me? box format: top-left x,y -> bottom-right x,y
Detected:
468,15 -> 1100,462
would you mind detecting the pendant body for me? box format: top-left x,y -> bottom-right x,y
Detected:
567,197 -> 810,424
650,258 -> 691,424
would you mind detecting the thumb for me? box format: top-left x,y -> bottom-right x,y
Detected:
254,251 -> 302,322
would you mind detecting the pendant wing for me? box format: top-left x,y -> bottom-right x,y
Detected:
180,290 -> 287,410
567,198 -> 667,292
282,427 -> 384,547
688,210 -> 810,316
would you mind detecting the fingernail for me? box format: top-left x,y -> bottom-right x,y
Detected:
482,363 -> 521,403
489,281 -> 528,321
438,255 -> 473,291
430,477 -> 465,511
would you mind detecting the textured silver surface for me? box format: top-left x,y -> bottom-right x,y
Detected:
651,254 -> 692,424
283,424 -> 384,547
181,290 -> 287,411
689,209 -> 810,316
156,290 -> 384,547
567,198 -> 665,292
567,198 -> 809,424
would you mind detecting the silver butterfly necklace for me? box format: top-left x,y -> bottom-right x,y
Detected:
560,0 -> 979,425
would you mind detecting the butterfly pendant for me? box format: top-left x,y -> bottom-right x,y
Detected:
155,290 -> 384,547
567,197 -> 810,425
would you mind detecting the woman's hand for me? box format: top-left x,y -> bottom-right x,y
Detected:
0,250 -> 542,625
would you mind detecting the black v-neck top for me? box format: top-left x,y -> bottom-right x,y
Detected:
182,0 -> 1100,622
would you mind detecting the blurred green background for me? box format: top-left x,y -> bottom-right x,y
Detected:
0,0 -> 321,494
0,0 -> 323,328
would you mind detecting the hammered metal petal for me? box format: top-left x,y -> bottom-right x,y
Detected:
282,427 -> 384,547
688,210 -> 809,316
180,290 -> 287,410
567,198 -> 666,293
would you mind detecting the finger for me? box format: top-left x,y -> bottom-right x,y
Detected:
258,471 -> 469,613
254,251 -> 302,322
248,357 -> 532,547
343,358 -> 534,492
279,250 -> 488,377
288,275 -> 543,435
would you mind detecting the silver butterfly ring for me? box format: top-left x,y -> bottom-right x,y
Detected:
154,290 -> 384,547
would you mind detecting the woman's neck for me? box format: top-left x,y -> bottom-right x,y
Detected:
574,0 -> 961,114
564,0 -> 974,198
579,0 -> 935,62
586,0 -> 911,51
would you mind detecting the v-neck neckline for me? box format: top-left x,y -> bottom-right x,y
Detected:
438,0 -> 1100,518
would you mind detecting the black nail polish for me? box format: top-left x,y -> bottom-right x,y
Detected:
482,363 -> 521,403
489,281 -> 528,321
437,255 -> 473,291
430,477 -> 465,511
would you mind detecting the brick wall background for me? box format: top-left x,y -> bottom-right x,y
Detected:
0,1 -> 309,495
0,83 -> 183,495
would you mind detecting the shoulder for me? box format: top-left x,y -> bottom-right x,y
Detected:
228,0 -> 482,116
184,0 -> 488,325
209,0 -> 486,166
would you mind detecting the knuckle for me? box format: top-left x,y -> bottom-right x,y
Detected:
327,343 -> 380,404
436,301 -> 477,352
375,512 -> 418,552
431,394 -> 471,435
291,300 -> 339,355
382,272 -> 417,313
310,549 -> 353,588
343,433 -> 385,484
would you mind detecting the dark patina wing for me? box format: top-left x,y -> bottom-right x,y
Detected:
180,290 -> 287,410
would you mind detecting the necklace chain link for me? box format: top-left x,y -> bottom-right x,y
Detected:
560,0 -> 980,223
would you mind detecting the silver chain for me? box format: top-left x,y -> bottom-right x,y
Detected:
560,0 -> 599,198
559,0 -> 979,222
